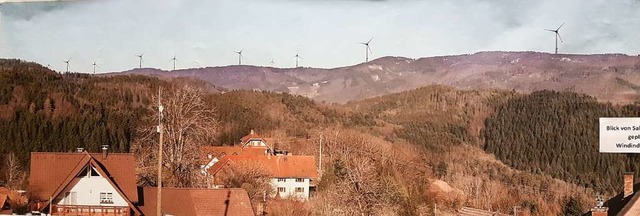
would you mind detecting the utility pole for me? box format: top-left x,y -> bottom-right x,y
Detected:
157,88 -> 164,216
319,132 -> 323,176
433,203 -> 437,216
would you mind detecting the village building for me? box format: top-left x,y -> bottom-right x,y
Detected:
28,147 -> 142,215
139,187 -> 255,216
0,187 -> 12,215
201,130 -> 318,200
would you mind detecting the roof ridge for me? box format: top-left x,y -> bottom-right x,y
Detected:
151,187 -> 247,191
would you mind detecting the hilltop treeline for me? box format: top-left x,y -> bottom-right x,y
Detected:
0,59 -> 372,175
484,90 -> 640,193
0,59 -> 164,167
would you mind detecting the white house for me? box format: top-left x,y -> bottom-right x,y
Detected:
207,154 -> 318,200
29,148 -> 141,215
201,130 -> 318,200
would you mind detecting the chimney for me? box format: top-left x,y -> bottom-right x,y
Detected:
590,194 -> 608,216
76,148 -> 84,153
250,129 -> 255,135
624,172 -> 634,198
101,145 -> 109,160
267,151 -> 271,160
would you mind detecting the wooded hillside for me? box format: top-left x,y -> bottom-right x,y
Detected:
484,90 -> 640,193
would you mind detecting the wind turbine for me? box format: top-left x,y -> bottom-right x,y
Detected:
236,50 -> 243,65
545,22 -> 565,54
170,55 -> 178,70
63,58 -> 71,73
92,62 -> 99,74
270,59 -> 275,67
294,52 -> 303,68
136,53 -> 144,68
360,37 -> 373,62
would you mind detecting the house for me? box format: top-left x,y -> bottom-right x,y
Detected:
0,187 -> 11,215
201,130 -> 318,200
208,155 -> 318,200
139,187 -> 255,216
28,147 -> 142,215
200,130 -> 275,174
240,130 -> 273,149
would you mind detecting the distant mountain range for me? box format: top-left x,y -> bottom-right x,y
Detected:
113,51 -> 640,104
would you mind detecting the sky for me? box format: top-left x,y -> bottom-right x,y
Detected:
0,0 -> 639,73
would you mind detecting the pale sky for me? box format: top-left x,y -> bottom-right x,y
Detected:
0,0 -> 639,73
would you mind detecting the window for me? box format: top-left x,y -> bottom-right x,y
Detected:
277,178 -> 286,182
100,192 -> 113,204
295,187 -> 304,193
64,192 -> 77,205
277,187 -> 286,193
295,178 -> 305,182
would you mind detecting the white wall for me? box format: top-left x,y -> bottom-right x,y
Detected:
270,178 -> 310,200
55,175 -> 127,206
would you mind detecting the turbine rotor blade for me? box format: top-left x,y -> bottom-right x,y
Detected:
556,22 -> 565,31
557,32 -> 564,43
544,29 -> 555,32
368,46 -> 372,54
367,37 -> 373,44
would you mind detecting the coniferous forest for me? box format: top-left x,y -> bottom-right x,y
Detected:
484,90 -> 640,193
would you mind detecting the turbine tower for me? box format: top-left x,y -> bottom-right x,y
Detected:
92,62 -> 99,74
63,59 -> 71,73
236,50 -> 243,65
545,22 -> 565,54
360,37 -> 373,62
294,52 -> 303,68
171,55 -> 178,70
136,53 -> 144,68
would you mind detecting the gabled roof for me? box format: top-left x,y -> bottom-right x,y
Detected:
139,187 -> 255,216
0,187 -> 8,209
209,155 -> 318,179
240,130 -> 266,144
29,152 -> 140,213
201,146 -> 268,159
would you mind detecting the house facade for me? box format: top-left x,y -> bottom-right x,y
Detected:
202,130 -> 318,200
206,155 -> 318,200
29,148 -> 141,215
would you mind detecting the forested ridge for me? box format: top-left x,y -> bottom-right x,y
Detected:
0,59 -> 166,167
1,59 -> 625,214
0,59 -> 370,174
484,90 -> 640,193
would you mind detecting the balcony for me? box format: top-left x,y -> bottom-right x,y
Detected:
51,204 -> 129,216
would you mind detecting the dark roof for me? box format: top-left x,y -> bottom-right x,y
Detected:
609,182 -> 640,215
139,187 -> 255,216
29,152 -> 139,212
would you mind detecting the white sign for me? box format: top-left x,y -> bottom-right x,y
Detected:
600,117 -> 640,153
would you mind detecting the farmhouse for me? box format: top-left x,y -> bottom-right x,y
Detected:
201,130 -> 318,200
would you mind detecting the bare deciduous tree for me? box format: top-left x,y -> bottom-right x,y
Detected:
4,153 -> 22,189
218,160 -> 273,200
132,85 -> 218,188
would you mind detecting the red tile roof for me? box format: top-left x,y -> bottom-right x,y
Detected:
0,187 -> 8,210
240,130 -> 263,144
29,152 -> 139,213
201,146 -> 268,158
140,187 -> 255,216
209,155 -> 318,179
